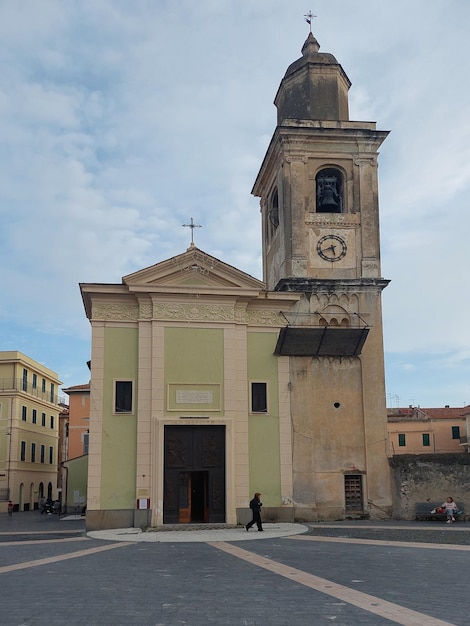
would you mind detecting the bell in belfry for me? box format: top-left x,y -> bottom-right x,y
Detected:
321,186 -> 339,211
318,176 -> 341,212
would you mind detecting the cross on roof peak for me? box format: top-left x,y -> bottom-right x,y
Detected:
182,217 -> 202,248
304,10 -> 317,33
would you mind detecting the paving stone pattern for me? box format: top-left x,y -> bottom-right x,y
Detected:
1,513 -> 469,625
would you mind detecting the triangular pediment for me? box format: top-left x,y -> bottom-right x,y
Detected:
122,246 -> 264,293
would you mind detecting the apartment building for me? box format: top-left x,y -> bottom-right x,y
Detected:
0,351 -> 61,512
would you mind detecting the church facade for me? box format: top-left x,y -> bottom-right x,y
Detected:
81,31 -> 392,530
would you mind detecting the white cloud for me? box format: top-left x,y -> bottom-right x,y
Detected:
1,0 -> 469,403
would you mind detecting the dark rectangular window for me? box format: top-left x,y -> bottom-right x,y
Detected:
115,381 -> 133,413
32,409 -> 37,424
22,369 -> 28,391
41,378 -> 46,393
50,415 -> 54,429
20,441 -> 26,461
40,445 -> 45,464
452,426 -> 460,439
49,447 -> 54,464
22,406 -> 27,421
32,373 -> 37,389
251,382 -> 268,413
41,412 -> 46,427
31,443 -> 36,463
422,433 -> 430,447
398,433 -> 406,447
83,432 -> 89,455
50,383 -> 55,403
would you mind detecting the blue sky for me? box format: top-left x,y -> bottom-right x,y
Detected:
1,0 -> 469,407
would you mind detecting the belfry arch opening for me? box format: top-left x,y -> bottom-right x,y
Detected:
267,188 -> 279,240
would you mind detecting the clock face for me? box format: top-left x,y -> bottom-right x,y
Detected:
316,234 -> 347,262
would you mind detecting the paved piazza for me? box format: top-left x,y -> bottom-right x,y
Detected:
1,513 -> 469,625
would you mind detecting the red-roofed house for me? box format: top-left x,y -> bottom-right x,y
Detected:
387,406 -> 469,455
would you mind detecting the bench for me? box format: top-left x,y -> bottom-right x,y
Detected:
415,502 -> 465,521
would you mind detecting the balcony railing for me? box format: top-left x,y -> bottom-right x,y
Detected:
0,378 -> 61,406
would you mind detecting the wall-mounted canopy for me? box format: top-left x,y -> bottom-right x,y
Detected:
274,326 -> 369,357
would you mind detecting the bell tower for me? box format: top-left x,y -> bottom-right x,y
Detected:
252,31 -> 392,520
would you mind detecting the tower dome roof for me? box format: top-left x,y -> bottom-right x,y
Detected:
284,32 -> 339,78
275,33 -> 351,123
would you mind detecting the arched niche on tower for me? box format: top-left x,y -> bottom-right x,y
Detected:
317,304 -> 351,328
315,167 -> 344,213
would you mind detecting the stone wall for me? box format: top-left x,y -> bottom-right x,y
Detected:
389,454 -> 470,520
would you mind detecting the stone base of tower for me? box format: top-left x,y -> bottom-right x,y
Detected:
237,502 -> 393,525
291,504 -> 392,523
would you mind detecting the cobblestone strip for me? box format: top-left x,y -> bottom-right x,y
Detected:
210,542 -> 454,626
0,537 -> 89,547
0,530 -> 81,536
292,535 -> 470,551
0,541 -> 130,575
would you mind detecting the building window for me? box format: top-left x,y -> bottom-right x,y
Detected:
83,432 -> 89,455
251,382 -> 268,413
50,383 -> 55,403
452,426 -> 460,440
316,168 -> 344,213
398,433 -> 406,447
41,412 -> 46,427
114,381 -> 133,413
40,445 -> 45,464
22,369 -> 28,391
41,378 -> 46,393
20,441 -> 26,461
422,433 -> 430,447
31,443 -> 36,463
32,373 -> 37,389
22,406 -> 27,421
50,415 -> 54,429
49,447 -> 53,464
32,409 -> 37,424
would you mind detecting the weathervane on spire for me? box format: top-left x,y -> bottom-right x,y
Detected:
182,217 -> 202,247
304,10 -> 317,33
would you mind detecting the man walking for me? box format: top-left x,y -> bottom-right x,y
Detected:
245,492 -> 263,531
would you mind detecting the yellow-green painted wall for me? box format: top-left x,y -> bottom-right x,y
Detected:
101,327 -> 138,509
64,455 -> 88,511
164,327 -> 224,414
247,332 -> 281,506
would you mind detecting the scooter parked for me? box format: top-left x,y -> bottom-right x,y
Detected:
41,499 -> 61,515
